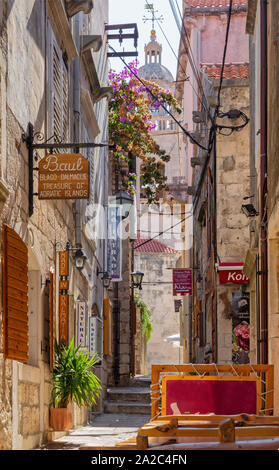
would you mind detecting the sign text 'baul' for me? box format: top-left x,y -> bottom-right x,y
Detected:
38,153 -> 89,200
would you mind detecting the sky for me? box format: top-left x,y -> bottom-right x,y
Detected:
108,0 -> 181,79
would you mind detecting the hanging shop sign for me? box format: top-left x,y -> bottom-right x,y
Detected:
89,316 -> 98,357
218,263 -> 249,285
107,204 -> 122,282
76,301 -> 87,349
173,268 -> 192,296
174,299 -> 182,312
38,153 -> 89,200
59,251 -> 69,346
232,291 -> 250,364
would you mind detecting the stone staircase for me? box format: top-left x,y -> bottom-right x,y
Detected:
104,375 -> 151,415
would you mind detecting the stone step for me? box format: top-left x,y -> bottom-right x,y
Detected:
129,375 -> 151,388
107,387 -> 150,403
104,400 -> 151,415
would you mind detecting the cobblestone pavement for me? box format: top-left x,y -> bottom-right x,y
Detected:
40,414 -> 151,450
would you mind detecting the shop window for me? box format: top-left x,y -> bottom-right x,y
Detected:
1,225 -> 29,363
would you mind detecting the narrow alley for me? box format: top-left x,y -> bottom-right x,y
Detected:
1,0 -> 279,459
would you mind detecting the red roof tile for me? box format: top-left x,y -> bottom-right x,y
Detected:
134,237 -> 178,253
201,62 -> 249,79
185,0 -> 248,8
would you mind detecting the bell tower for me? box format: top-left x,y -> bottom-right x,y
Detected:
144,29 -> 162,65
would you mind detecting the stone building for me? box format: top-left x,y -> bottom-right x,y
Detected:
0,0 -> 111,450
244,0 -> 279,414
175,0 -> 251,364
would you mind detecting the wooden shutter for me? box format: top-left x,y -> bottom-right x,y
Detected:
50,28 -> 69,148
2,225 -> 28,362
62,63 -> 69,143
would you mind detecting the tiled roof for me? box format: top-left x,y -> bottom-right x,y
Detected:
134,237 -> 178,253
201,62 -> 249,79
185,0 -> 248,8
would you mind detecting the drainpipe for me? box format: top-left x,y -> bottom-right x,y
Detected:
74,13 -> 82,247
259,0 -> 268,364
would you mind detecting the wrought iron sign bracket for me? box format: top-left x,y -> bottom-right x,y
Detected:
106,23 -> 138,58
22,122 -> 113,217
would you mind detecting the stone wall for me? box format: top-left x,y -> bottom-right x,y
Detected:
0,1 -> 109,449
216,81 -> 251,364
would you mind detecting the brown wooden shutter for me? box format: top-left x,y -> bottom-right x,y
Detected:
2,224 -> 28,362
50,29 -> 69,150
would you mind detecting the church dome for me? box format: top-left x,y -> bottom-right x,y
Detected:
138,29 -> 174,84
138,62 -> 174,83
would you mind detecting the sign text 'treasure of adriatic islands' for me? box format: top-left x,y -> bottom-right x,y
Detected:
38,153 -> 90,200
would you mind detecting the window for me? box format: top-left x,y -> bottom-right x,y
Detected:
49,25 -> 69,146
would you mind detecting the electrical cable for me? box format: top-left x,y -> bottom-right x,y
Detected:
108,44 -> 209,151
153,11 -> 210,117
134,212 -> 193,249
215,0 -> 233,115
172,0 -> 212,117
138,210 -> 192,216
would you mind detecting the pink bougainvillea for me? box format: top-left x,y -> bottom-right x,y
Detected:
108,62 -> 181,204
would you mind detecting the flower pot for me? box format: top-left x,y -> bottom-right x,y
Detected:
50,407 -> 73,431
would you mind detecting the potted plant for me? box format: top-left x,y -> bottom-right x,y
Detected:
50,338 -> 102,431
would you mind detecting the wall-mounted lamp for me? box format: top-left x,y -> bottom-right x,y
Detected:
66,242 -> 87,271
131,271 -> 144,290
97,267 -> 112,289
115,190 -> 134,219
241,204 -> 259,218
74,249 -> 87,270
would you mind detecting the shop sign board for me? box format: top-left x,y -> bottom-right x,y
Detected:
218,263 -> 249,285
89,316 -> 98,357
76,301 -> 87,349
232,291 -> 250,364
59,251 -> 69,346
174,299 -> 182,312
173,268 -> 192,296
38,153 -> 89,200
107,204 -> 122,281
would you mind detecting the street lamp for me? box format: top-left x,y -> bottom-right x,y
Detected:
115,190 -> 134,219
131,271 -> 144,290
97,267 -> 112,289
73,248 -> 87,270
65,242 -> 87,271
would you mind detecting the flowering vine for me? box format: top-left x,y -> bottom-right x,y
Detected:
108,62 -> 181,204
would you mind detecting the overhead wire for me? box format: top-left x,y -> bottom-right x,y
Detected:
134,212 -> 193,249
153,10 -> 210,117
172,0 -> 211,117
215,0 -> 233,118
